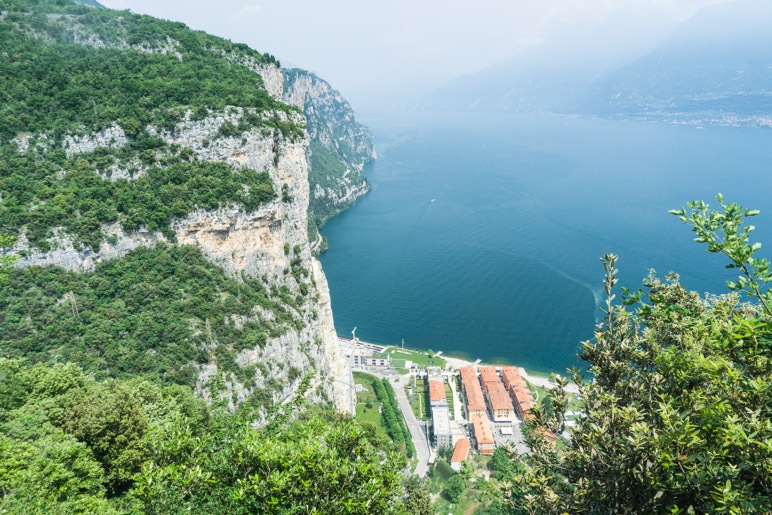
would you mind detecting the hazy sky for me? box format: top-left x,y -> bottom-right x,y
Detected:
99,0 -> 731,108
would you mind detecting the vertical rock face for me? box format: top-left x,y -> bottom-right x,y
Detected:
12,108 -> 353,413
283,69 -> 377,244
283,70 -> 376,166
3,4 -> 368,415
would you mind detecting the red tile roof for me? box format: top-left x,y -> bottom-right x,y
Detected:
451,438 -> 470,464
464,380 -> 487,413
428,379 -> 446,402
471,414 -> 494,445
500,366 -> 534,416
478,366 -> 499,384
513,384 -> 535,414
485,382 -> 514,413
459,367 -> 477,383
500,366 -> 522,390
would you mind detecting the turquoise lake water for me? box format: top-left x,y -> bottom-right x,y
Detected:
319,111 -> 772,374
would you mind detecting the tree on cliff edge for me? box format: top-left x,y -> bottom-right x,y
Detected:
506,196 -> 772,514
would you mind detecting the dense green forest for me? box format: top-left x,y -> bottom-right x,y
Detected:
0,360 -> 423,513
0,0 -> 292,140
0,143 -> 275,250
0,244 -> 307,391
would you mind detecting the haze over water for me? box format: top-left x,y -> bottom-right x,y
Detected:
320,111 -> 772,374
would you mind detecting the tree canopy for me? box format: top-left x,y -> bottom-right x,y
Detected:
0,360 -> 422,513
507,196 -> 772,514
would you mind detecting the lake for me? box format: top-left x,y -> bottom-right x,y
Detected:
319,111 -> 772,374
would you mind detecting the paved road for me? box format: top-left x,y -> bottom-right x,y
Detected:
376,373 -> 432,476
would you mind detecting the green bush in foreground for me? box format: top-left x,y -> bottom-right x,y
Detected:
509,196 -> 772,514
0,361 -> 423,513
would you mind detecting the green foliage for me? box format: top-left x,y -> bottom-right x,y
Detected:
402,476 -> 434,515
1,359 -> 424,512
0,144 -> 275,250
0,359 -> 207,510
437,444 -> 454,460
0,234 -> 17,286
490,446 -> 517,480
130,412 -> 409,513
507,199 -> 772,513
373,378 -> 416,458
0,433 -> 114,513
671,193 -> 772,315
0,0 -> 291,141
0,245 -> 299,385
444,473 -> 469,504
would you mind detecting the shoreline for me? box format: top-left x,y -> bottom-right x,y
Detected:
383,345 -> 581,394
441,353 -> 581,394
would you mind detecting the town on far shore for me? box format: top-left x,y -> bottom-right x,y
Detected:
339,334 -> 583,476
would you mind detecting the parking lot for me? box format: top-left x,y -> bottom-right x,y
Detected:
492,420 -> 530,455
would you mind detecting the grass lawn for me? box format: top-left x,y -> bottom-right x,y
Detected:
444,382 -> 455,419
383,347 -> 447,369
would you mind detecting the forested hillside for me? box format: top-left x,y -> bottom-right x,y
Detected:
0,0 -> 317,400
283,69 -> 375,250
0,0 -> 421,512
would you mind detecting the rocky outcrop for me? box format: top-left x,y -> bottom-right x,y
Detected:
283,70 -> 376,167
63,123 -> 128,157
5,6 -> 367,415
283,69 -> 376,242
12,109 -> 352,413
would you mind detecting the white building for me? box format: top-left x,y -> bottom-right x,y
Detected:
347,347 -> 391,369
432,405 -> 453,448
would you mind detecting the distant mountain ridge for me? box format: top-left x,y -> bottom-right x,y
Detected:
579,0 -> 772,125
421,0 -> 772,127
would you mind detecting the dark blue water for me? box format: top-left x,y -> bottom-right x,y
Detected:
319,111 -> 772,374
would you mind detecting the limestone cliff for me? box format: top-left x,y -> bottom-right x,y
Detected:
11,108 -> 351,413
1,3 -> 354,413
283,69 -> 377,250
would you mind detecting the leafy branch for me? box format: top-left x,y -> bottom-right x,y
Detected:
670,193 -> 772,316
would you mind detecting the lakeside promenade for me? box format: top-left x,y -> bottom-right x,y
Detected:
343,335 -> 579,393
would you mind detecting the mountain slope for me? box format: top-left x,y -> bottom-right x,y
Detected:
420,10 -> 676,113
580,0 -> 772,125
284,69 -> 375,250
0,0 -> 353,411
